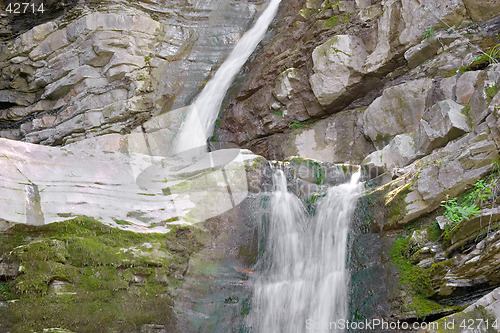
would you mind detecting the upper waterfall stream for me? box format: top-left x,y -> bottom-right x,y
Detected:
172,0 -> 282,154
250,169 -> 362,332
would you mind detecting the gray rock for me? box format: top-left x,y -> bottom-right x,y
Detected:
415,99 -> 471,155
372,131 -> 499,228
456,71 -> 484,105
0,0 -> 263,146
404,31 -> 462,69
362,133 -> 417,172
363,78 -> 434,145
463,0 -> 500,22
310,35 -> 367,106
364,0 -> 466,74
249,108 -> 374,164
0,112 -> 263,231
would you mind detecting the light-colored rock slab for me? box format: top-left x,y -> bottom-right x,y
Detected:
416,99 -> 471,155
362,133 -> 417,171
0,116 -> 258,232
310,35 -> 367,106
363,78 -> 434,145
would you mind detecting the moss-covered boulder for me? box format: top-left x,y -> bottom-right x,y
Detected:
0,216 -> 206,333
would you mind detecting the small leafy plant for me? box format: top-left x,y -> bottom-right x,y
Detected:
422,27 -> 434,40
441,176 -> 498,244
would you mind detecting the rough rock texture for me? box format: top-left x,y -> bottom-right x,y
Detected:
0,108 -> 263,231
0,0 -> 263,145
416,99 -> 471,155
310,34 -> 367,106
218,0 -> 472,154
1,0 -> 500,331
362,133 -> 416,172
362,78 -> 434,146
250,107 -> 373,163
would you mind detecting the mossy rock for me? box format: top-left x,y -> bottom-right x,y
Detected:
0,216 -> 206,333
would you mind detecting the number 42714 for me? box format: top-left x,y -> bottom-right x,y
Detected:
6,2 -> 45,14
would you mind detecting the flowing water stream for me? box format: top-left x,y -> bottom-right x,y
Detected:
250,169 -> 362,332
170,0 -> 363,330
172,0 -> 282,154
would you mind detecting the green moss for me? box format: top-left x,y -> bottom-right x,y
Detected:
390,235 -> 443,318
0,217 -> 206,332
427,220 -> 443,242
385,184 -> 410,226
288,120 -> 312,128
323,15 -> 339,28
287,157 -> 326,185
486,83 -> 499,101
114,219 -> 132,226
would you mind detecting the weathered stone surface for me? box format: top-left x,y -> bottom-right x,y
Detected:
404,31 -> 463,69
250,108 -> 374,163
364,0 -> 466,74
463,0 -> 500,22
0,0 -> 263,145
362,133 -> 416,172
415,99 -> 471,155
405,134 -> 499,222
456,70 -> 484,105
363,78 -> 434,146
310,35 -> 367,106
0,111 -> 262,231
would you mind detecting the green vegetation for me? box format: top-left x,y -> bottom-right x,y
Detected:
304,193 -> 326,215
422,27 -> 434,40
272,110 -> 283,117
288,120 -> 312,129
459,43 -> 500,72
0,216 -> 206,332
441,176 -> 498,244
323,15 -> 339,28
390,236 -> 445,318
486,83 -> 499,101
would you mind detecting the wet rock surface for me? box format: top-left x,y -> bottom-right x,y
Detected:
1,0 -> 500,331
0,0 -> 263,145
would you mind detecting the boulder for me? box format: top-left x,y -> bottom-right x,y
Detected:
362,133 -> 417,172
456,71 -> 484,105
363,78 -> 434,146
463,0 -> 500,22
415,99 -> 471,155
310,35 -> 367,106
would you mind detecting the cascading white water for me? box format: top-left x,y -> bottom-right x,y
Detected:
172,0 -> 282,154
250,169 -> 362,333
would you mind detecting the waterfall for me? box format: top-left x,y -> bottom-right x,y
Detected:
172,0 -> 282,154
250,169 -> 362,333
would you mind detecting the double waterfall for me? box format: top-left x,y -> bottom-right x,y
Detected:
250,170 -> 362,332
172,0 -> 362,331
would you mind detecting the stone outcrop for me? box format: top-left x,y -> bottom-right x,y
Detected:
310,34 -> 367,106
0,0 -> 263,145
362,78 -> 434,146
0,107 -> 264,231
416,99 -> 471,155
1,0 -> 500,331
249,107 -> 373,163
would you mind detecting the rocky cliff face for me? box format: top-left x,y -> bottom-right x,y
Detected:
0,0 -> 263,145
217,0 -> 500,328
2,0 -> 500,332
